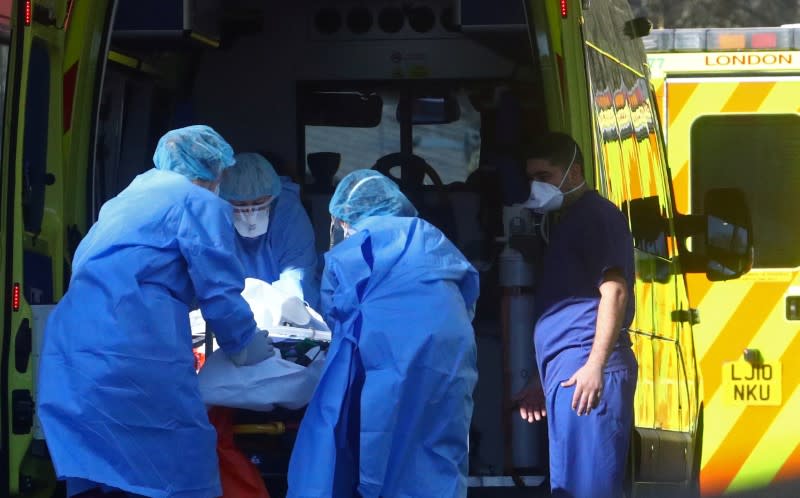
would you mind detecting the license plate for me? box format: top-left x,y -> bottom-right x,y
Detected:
722,361 -> 782,406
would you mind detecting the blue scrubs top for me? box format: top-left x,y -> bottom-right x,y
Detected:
534,190 -> 636,393
233,177 -> 320,308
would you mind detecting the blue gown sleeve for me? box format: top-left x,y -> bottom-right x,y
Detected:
319,254 -> 338,325
178,194 -> 258,354
270,191 -> 320,308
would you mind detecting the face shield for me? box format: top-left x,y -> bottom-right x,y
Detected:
233,199 -> 273,238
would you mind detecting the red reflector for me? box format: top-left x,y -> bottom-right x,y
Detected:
560,0 -> 568,18
24,0 -> 31,26
12,283 -> 20,312
752,32 -> 778,49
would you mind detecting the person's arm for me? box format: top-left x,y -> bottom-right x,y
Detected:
272,194 -> 320,307
588,270 -> 628,369
177,194 -> 264,358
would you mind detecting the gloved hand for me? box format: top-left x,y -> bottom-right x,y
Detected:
229,330 -> 275,366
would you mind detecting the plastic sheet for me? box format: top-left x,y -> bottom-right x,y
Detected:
191,278 -> 330,342
195,278 -> 330,412
198,346 -> 326,412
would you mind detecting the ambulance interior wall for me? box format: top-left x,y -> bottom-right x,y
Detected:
189,1 -> 519,178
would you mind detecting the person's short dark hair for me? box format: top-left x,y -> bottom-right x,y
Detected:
519,132 -> 583,171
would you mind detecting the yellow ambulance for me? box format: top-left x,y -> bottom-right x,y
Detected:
646,26 -> 800,496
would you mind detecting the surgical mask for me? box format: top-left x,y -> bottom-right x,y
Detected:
523,145 -> 585,213
329,218 -> 356,249
233,201 -> 271,238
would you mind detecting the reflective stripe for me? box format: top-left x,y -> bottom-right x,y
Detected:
658,74 -> 800,494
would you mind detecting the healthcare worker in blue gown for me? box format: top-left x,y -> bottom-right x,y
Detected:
287,170 -> 479,498
219,152 -> 319,307
37,126 -> 276,498
513,132 -> 638,498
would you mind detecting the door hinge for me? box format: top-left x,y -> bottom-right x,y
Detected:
672,308 -> 700,325
12,390 -> 34,434
15,318 -> 32,373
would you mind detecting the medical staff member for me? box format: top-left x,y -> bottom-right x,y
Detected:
219,152 -> 319,307
37,126 -> 275,498
513,132 -> 637,498
287,170 -> 479,498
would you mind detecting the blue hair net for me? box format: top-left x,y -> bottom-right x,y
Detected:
152,125 -> 235,182
329,170 -> 417,225
220,152 -> 282,202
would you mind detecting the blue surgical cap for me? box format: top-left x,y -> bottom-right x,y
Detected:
329,170 -> 417,225
220,152 -> 282,202
152,125 -> 235,182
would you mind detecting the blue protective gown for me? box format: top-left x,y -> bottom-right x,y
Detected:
37,169 -> 260,498
287,216 -> 479,498
233,177 -> 319,308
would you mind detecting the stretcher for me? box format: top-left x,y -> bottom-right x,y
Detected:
189,279 -> 332,496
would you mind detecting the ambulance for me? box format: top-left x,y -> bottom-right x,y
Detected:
1,1 -> 753,496
646,26 -> 800,495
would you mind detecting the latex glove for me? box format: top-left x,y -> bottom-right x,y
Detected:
229,330 -> 275,366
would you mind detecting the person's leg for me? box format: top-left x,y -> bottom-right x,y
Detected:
547,367 -> 637,498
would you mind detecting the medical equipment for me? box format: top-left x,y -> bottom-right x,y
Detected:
498,205 -> 547,471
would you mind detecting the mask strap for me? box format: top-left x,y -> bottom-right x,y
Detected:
563,179 -> 586,196
558,144 -> 578,189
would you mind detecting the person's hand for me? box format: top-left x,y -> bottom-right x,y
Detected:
229,330 -> 275,366
512,377 -> 546,423
561,361 -> 604,416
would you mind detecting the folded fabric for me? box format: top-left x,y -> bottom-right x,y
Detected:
198,347 -> 326,411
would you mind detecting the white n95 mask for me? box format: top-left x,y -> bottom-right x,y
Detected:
523,144 -> 584,213
524,181 -> 565,213
233,201 -> 271,238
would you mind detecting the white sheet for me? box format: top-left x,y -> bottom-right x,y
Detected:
198,347 -> 325,411
190,278 -> 331,342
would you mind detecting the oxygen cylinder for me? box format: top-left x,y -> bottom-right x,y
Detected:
499,206 -> 546,471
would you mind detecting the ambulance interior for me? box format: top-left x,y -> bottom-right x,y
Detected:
93,0 -> 556,490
